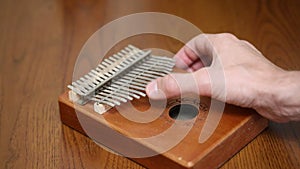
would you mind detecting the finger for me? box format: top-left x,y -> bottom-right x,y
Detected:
174,45 -> 201,69
174,34 -> 214,70
186,59 -> 205,72
146,69 -> 211,99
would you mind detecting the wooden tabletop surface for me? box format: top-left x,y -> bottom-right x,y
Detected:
1,0 -> 299,168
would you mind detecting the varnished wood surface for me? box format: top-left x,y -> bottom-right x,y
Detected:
59,90 -> 268,169
0,0 -> 299,169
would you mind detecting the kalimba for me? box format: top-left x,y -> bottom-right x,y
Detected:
58,45 -> 268,169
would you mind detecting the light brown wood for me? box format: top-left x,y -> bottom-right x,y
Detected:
1,0 -> 300,169
59,91 -> 268,169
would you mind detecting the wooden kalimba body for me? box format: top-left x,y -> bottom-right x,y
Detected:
58,45 -> 268,169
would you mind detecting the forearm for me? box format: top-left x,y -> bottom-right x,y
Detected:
276,71 -> 300,121
254,70 -> 300,122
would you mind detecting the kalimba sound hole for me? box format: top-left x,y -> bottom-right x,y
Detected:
169,104 -> 199,120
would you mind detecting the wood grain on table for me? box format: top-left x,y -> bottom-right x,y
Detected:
0,0 -> 299,169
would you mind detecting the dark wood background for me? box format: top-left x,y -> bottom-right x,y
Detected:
0,0 -> 299,168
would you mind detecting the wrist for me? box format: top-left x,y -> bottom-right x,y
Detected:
275,71 -> 300,121
254,70 -> 300,122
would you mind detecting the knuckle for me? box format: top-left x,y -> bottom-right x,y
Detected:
219,33 -> 237,40
213,33 -> 238,53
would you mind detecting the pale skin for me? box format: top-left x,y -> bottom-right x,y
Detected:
146,33 -> 300,123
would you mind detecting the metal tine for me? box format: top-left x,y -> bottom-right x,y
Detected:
95,67 -> 105,73
72,81 -> 89,93
104,58 -> 118,66
104,71 -> 114,78
98,62 -> 109,69
111,84 -> 146,97
104,63 -> 119,72
91,69 -> 107,80
149,55 -> 174,61
112,54 -> 122,60
145,60 -> 175,68
124,46 -> 135,54
134,68 -> 166,76
68,85 -> 85,95
126,57 -> 136,63
142,59 -> 174,67
118,78 -> 146,87
139,65 -> 172,74
83,75 -> 98,87
119,51 -> 135,62
88,71 -> 103,82
127,48 -> 142,59
100,60 -> 120,73
113,81 -> 145,91
119,56 -> 131,65
91,98 -> 115,107
154,61 -> 175,68
78,77 -> 93,89
116,52 -> 127,60
104,58 -> 115,64
102,61 -> 112,68
130,72 -> 160,80
116,65 -> 125,71
105,86 -> 140,99
137,65 -> 171,74
96,65 -> 113,76
149,56 -> 174,62
131,50 -> 143,58
103,61 -> 117,71
94,68 -> 119,80
128,44 -> 141,51
112,67 -> 120,72
122,75 -> 149,84
107,68 -> 118,75
100,90 -> 128,102
136,49 -> 147,56
126,49 -> 141,60
119,50 -> 138,61
140,62 -> 173,72
119,61 -> 129,67
98,100 -> 115,107
84,74 -> 98,84
120,49 -> 130,56
99,62 -> 118,74
117,51 -> 127,58
126,73 -> 154,82
108,56 -> 117,62
129,70 -> 161,79
93,95 -> 121,105
98,64 -> 108,70
148,57 -> 175,64
126,46 -> 139,53
142,60 -> 174,67
95,69 -> 110,79
102,89 -> 133,100
96,92 -> 127,103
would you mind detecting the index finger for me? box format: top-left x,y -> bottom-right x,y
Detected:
174,34 -> 214,69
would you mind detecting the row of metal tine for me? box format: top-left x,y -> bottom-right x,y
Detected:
68,45 -> 175,107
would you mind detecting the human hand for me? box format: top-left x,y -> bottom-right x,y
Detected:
146,33 -> 300,122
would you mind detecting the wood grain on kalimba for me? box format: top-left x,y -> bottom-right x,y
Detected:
59,45 -> 268,169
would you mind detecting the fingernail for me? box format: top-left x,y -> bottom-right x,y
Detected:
146,80 -> 167,100
146,80 -> 160,99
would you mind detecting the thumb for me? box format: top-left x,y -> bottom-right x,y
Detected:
146,69 -> 211,99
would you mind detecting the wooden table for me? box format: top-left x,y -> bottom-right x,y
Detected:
1,0 -> 299,168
